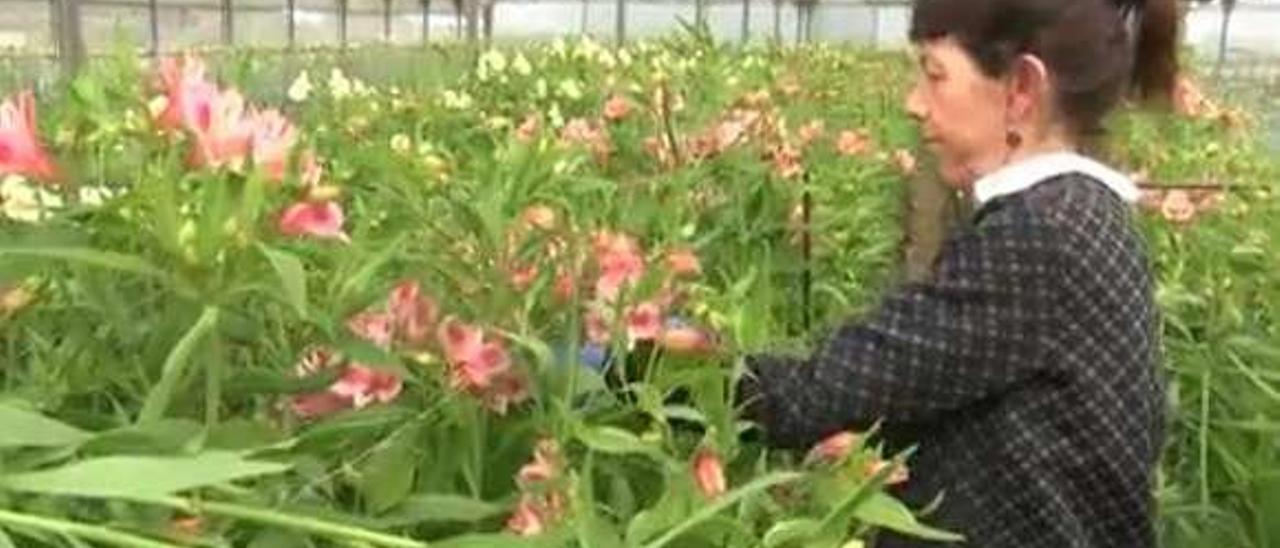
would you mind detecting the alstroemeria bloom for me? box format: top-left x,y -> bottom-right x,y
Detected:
0,91 -> 58,182
187,89 -> 254,172
515,114 -> 540,143
517,439 -> 563,488
249,109 -> 297,183
797,119 -> 825,146
692,448 -> 727,499
593,231 -> 646,301
388,280 -> 437,347
665,247 -> 701,277
892,149 -> 918,176
438,318 -> 510,391
836,129 -> 872,157
625,301 -> 663,343
289,347 -> 402,419
659,317 -> 715,355
770,143 -> 803,180
347,310 -> 394,349
506,494 -> 548,536
278,200 -> 349,243
602,94 -> 632,121
330,364 -> 403,409
804,431 -> 859,466
155,55 -> 215,133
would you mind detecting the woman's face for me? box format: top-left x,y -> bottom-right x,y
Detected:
904,38 -> 1012,190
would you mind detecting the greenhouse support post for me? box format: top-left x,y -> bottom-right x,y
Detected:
220,0 -> 233,46
741,0 -> 750,42
422,0 -> 431,43
338,0 -> 350,47
384,0 -> 393,42
288,0 -> 297,49
615,0 -> 627,44
52,0 -> 85,76
148,0 -> 159,56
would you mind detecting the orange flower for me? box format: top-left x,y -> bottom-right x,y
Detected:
804,431 -> 858,466
517,439 -> 563,487
658,324 -> 715,355
0,91 -> 59,182
507,494 -> 548,536
602,94 -> 632,121
797,119 -> 825,146
593,231 -> 646,301
625,301 -> 663,343
836,129 -> 872,157
509,262 -> 539,291
521,204 -> 557,231
770,143 -> 803,180
1159,189 -> 1196,224
692,448 -> 727,499
515,114 -> 540,143
665,247 -> 701,277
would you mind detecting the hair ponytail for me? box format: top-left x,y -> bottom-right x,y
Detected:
1121,0 -> 1181,102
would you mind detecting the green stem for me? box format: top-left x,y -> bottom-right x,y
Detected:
0,508 -> 175,548
157,498 -> 426,548
205,336 -> 224,429
1199,364 -> 1212,525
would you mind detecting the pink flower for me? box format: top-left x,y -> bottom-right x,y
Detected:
625,301 -> 662,343
804,431 -> 858,466
584,306 -> 612,344
603,94 -> 632,121
692,448 -> 727,499
507,494 -> 548,536
155,55 -> 215,133
330,364 -> 403,409
288,346 -> 402,419
558,118 -> 612,163
278,200 -> 349,243
347,311 -> 394,349
438,318 -> 510,391
388,280 -> 437,347
593,231 -> 646,301
250,109 -> 297,183
482,370 -> 530,415
517,439 -> 563,487
187,89 -> 254,172
300,150 -> 324,187
509,263 -> 539,291
0,91 -> 58,182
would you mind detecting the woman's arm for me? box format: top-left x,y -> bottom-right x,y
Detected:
739,216 -> 1063,448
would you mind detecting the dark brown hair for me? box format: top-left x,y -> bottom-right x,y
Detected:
909,0 -> 1180,137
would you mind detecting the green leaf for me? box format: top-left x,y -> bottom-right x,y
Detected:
580,512 -> 626,548
258,244 -> 309,318
762,519 -> 821,548
431,533 -> 557,548
641,472 -> 803,548
0,404 -> 91,449
80,419 -> 203,455
853,493 -> 963,542
575,425 -> 657,457
138,306 -> 220,426
0,245 -> 167,281
375,494 -> 506,527
0,451 -> 290,502
0,527 -> 14,548
360,430 -> 419,514
248,529 -> 315,548
207,419 -> 287,451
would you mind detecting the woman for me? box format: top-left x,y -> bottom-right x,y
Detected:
738,0 -> 1179,546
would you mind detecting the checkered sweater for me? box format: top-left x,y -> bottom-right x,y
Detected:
740,173 -> 1164,548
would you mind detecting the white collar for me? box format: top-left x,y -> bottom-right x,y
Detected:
971,151 -> 1139,206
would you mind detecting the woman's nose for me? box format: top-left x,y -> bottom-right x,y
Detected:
904,82 -> 927,123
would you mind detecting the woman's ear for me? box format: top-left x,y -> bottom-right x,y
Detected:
1006,54 -> 1051,123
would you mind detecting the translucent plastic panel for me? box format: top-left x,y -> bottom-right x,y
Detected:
0,1 -> 55,54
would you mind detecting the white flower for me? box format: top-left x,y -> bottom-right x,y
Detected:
1,175 -> 62,223
574,36 -> 603,61
512,53 -> 533,76
78,185 -> 117,207
147,95 -> 169,120
477,49 -> 508,82
557,79 -> 583,101
390,133 -> 412,155
441,89 -> 474,110
548,103 -> 564,129
618,48 -> 633,67
288,70 -> 313,102
597,49 -> 617,69
329,68 -> 352,99
551,38 -> 568,58
534,78 -> 549,99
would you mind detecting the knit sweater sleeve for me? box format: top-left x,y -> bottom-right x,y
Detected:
738,210 -> 1063,449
